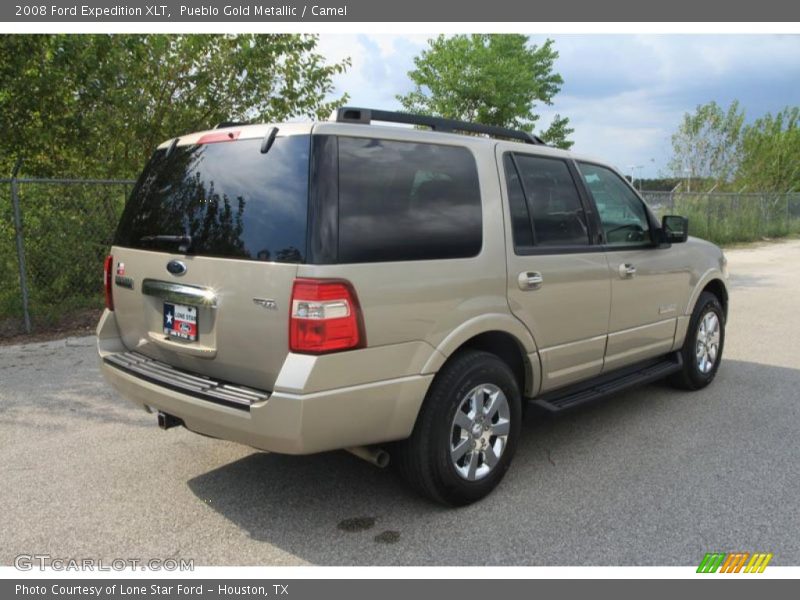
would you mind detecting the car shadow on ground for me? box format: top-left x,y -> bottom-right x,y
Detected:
186,358 -> 800,565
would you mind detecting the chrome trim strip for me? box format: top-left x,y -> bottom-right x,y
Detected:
103,351 -> 269,410
142,279 -> 217,307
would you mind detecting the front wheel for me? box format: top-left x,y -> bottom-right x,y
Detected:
395,349 -> 522,506
670,291 -> 725,390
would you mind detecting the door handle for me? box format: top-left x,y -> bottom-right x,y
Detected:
619,263 -> 637,279
518,271 -> 544,290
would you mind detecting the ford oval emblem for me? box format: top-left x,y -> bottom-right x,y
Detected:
166,260 -> 187,276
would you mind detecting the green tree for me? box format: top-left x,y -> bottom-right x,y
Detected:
397,34 -> 573,149
668,100 -> 745,191
0,34 -> 350,178
736,107 -> 800,192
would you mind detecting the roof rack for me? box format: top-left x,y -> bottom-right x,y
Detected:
214,121 -> 249,129
333,107 -> 545,145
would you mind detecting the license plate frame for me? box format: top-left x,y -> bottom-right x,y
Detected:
163,302 -> 198,342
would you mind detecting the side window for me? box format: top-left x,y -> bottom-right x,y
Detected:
577,162 -> 651,246
337,137 -> 482,263
506,153 -> 590,247
502,154 -> 534,249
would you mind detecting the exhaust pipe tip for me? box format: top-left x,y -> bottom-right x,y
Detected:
373,449 -> 390,469
346,446 -> 390,468
157,411 -> 184,430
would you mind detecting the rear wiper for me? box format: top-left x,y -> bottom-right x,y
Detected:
260,127 -> 279,154
139,234 -> 192,253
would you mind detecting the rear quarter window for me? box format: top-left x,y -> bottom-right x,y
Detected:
336,137 -> 482,263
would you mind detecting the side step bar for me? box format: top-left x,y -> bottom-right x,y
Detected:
530,352 -> 683,413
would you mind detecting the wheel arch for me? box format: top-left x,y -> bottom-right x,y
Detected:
685,269 -> 729,318
700,278 -> 729,320
674,271 -> 729,352
422,314 -> 540,398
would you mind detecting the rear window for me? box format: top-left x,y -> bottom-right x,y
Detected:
114,135 -> 310,263
337,137 -> 482,263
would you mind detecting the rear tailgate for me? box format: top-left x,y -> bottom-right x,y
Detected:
110,248 -> 296,390
108,130 -> 310,391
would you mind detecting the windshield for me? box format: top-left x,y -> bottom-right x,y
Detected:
114,135 -> 310,263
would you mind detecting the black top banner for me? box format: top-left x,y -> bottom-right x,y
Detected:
4,0 -> 800,22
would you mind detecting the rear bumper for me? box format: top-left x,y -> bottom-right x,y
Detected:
97,310 -> 432,454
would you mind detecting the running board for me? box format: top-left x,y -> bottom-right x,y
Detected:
530,353 -> 683,413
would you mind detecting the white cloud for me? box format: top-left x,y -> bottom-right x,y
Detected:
315,34 -> 429,110
315,34 -> 800,177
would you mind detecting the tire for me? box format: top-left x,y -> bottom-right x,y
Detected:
670,291 -> 725,390
395,349 -> 522,506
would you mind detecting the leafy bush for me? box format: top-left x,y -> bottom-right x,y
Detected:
645,192 -> 800,245
0,181 -> 128,335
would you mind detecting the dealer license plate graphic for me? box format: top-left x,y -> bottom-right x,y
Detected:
163,303 -> 198,341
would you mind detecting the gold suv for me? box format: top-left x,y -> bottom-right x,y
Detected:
98,108 -> 729,505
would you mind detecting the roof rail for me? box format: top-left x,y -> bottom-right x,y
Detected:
332,107 -> 545,145
214,121 -> 249,129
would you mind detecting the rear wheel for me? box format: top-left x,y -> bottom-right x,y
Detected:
395,349 -> 522,506
670,291 -> 725,390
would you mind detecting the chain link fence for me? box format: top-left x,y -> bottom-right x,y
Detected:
2,179 -> 800,339
1,177 -> 134,338
642,191 -> 800,245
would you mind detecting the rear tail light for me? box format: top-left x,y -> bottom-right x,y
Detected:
103,254 -> 114,310
289,278 -> 365,354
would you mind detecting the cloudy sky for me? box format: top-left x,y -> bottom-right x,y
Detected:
315,34 -> 800,178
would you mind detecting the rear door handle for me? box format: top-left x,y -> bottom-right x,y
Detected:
619,263 -> 637,279
518,271 -> 544,290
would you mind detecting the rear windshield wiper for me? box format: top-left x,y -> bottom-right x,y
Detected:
260,127 -> 279,154
139,234 -> 192,253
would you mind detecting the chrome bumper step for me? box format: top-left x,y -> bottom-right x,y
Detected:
103,351 -> 269,410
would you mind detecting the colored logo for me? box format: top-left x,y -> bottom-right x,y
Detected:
697,552 -> 773,573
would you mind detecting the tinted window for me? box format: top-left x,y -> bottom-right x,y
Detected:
513,154 -> 589,246
337,137 -> 482,262
115,136 -> 310,262
502,154 -> 534,249
577,162 -> 651,246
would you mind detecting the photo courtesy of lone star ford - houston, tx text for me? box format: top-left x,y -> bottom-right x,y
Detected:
1,0 -> 800,597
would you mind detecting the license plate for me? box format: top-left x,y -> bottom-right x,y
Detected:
163,303 -> 198,342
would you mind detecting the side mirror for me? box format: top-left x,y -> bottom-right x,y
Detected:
661,215 -> 688,244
